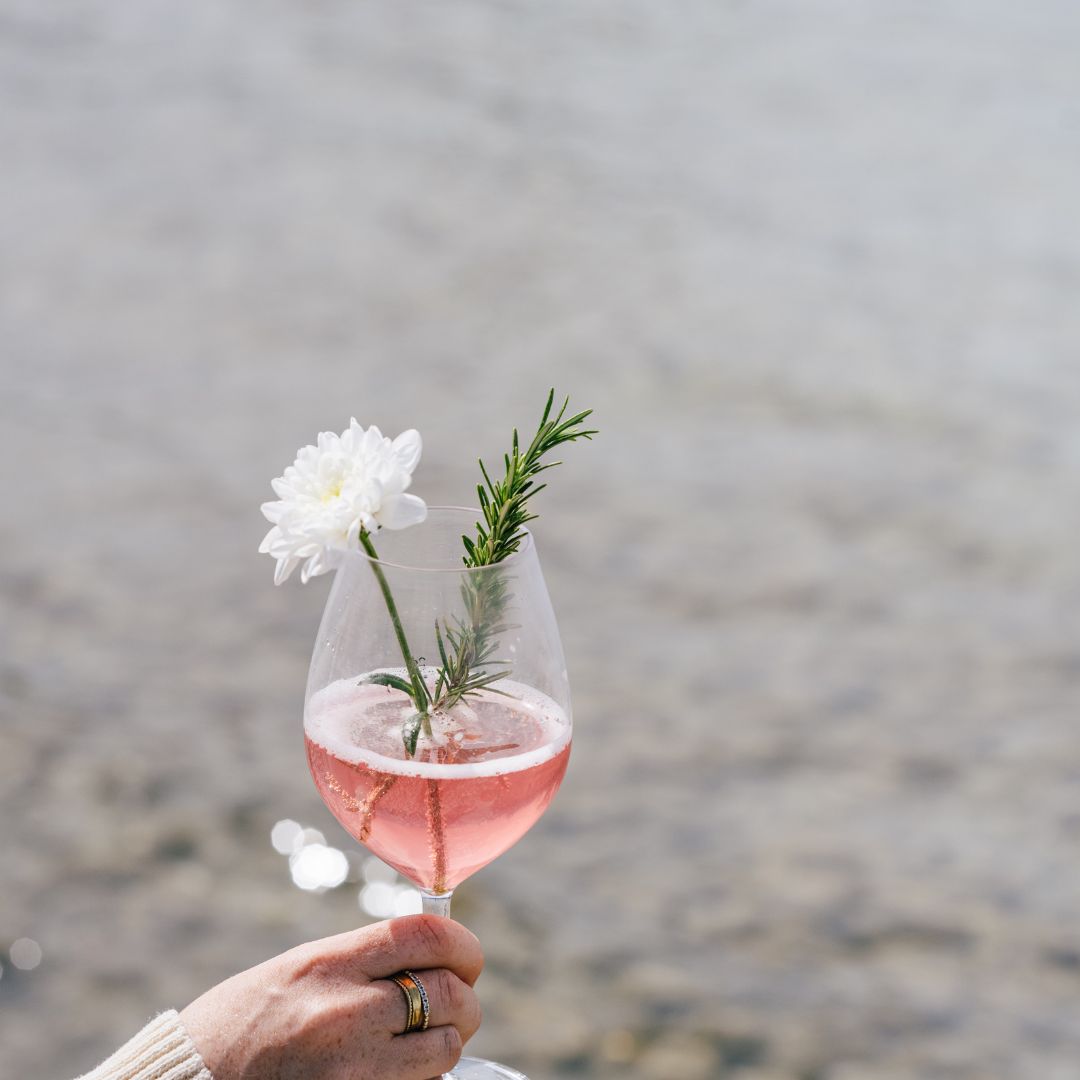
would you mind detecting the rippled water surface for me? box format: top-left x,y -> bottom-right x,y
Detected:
3,2 -> 1080,1077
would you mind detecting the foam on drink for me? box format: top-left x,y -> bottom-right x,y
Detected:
306,673 -> 570,777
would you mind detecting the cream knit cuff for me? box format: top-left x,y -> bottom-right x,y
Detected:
78,1010 -> 213,1080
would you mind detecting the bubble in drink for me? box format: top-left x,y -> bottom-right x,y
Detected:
304,676 -> 571,893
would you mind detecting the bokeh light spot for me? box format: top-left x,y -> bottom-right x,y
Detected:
290,844 -> 349,891
271,819 -> 303,854
362,856 -> 398,885
10,938 -> 42,971
392,888 -> 423,916
359,881 -> 398,917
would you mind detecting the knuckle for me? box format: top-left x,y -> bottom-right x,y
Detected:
467,994 -> 482,1039
436,968 -> 464,1012
440,1025 -> 463,1069
287,944 -> 333,985
450,926 -> 483,983
412,915 -> 449,956
284,939 -> 320,971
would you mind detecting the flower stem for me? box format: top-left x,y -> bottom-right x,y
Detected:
359,529 -> 433,739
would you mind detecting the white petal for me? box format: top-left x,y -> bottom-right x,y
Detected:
359,426 -> 386,457
391,429 -> 423,474
261,500 -> 284,524
262,418 -> 426,580
295,445 -> 320,470
268,534 -> 301,559
340,419 -> 363,454
386,474 -> 408,496
273,556 -> 300,586
347,512 -> 377,541
258,525 -> 281,553
317,548 -> 344,579
375,493 -> 428,530
300,553 -> 319,584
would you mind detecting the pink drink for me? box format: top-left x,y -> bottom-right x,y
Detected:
304,677 -> 571,893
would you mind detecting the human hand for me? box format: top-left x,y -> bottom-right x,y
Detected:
179,915 -> 483,1080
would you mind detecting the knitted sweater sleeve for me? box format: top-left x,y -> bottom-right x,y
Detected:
77,1011 -> 214,1080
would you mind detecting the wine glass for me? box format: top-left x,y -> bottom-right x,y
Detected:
303,507 -> 572,1080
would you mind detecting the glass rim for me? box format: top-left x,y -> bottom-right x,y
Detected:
345,505 -> 534,574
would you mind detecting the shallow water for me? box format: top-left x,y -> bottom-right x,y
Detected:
3,2 -> 1080,1077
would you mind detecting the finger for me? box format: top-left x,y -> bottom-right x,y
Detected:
337,916 -> 484,987
372,967 -> 482,1040
410,967 -> 482,1041
390,1024 -> 464,1080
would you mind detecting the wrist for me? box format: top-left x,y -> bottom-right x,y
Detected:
79,1010 -> 212,1080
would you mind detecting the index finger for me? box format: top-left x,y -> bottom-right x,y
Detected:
337,916 -> 485,987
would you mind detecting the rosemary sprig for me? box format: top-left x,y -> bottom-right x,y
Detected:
430,390 -> 596,712
465,389 -> 597,566
358,390 -> 595,755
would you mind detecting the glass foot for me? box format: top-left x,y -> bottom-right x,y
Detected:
447,1056 -> 529,1079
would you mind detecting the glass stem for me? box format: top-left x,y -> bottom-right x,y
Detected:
421,890 -> 453,919
359,529 -> 433,736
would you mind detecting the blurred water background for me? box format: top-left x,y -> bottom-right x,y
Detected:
3,2 -> 1080,1078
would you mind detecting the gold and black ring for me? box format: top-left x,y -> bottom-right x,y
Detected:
389,970 -> 431,1033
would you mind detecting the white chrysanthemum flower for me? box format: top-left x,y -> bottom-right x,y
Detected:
259,421 -> 427,585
